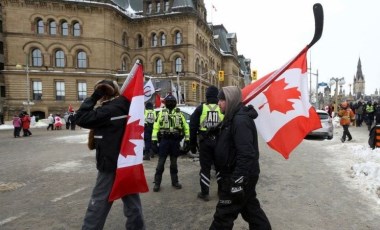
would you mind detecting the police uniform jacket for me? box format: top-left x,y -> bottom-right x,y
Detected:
75,96 -> 130,172
214,105 -> 260,177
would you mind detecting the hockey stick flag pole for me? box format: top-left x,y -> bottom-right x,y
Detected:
120,60 -> 141,95
243,3 -> 324,104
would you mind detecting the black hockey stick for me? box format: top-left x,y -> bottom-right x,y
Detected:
308,3 -> 324,48
243,3 -> 324,104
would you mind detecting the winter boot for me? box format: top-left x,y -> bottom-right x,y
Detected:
143,150 -> 150,160
171,174 -> 182,189
153,174 -> 162,192
197,192 -> 210,201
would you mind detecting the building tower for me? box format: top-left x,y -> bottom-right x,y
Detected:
353,57 -> 365,99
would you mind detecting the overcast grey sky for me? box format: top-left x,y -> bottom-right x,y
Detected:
205,0 -> 380,96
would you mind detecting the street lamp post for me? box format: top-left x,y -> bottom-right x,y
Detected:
330,77 -> 345,116
16,60 -> 32,115
199,69 -> 215,103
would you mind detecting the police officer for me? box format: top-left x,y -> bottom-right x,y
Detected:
189,86 -> 224,201
143,102 -> 155,160
152,94 -> 190,192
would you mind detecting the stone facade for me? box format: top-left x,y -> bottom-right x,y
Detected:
0,0 -> 246,120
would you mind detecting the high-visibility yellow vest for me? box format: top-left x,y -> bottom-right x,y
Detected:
144,109 -> 155,124
199,104 -> 224,131
152,107 -> 190,141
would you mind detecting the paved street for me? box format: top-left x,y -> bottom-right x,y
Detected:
1,125 -> 380,229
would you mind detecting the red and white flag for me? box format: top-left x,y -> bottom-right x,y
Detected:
242,50 -> 321,159
109,64 -> 149,201
154,93 -> 162,108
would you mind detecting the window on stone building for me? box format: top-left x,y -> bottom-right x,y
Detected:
195,59 -> 199,75
49,20 -> 57,35
164,1 -> 170,12
77,51 -> 87,68
55,50 -> 65,67
137,34 -> 143,48
0,41 -> 3,54
121,58 -> 128,71
61,21 -> 69,36
160,33 -> 166,46
175,57 -> 182,73
156,58 -> 163,74
122,32 -> 128,46
147,3 -> 152,13
32,49 -> 43,67
151,33 -> 158,47
73,22 -> 81,36
156,2 -> 161,13
37,19 -> 44,34
0,20 -> 2,33
174,31 -> 182,45
77,82 -> 87,101
55,81 -> 65,101
0,85 -> 5,98
32,80 -> 42,100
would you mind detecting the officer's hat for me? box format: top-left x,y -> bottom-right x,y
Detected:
164,94 -> 177,102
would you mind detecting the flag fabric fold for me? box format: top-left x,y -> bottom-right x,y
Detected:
242,50 -> 321,159
109,64 -> 149,201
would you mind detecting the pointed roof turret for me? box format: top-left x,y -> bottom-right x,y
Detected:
355,57 -> 364,81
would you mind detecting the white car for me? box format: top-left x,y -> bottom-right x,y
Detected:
308,109 -> 334,140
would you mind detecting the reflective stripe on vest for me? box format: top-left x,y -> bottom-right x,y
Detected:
145,109 -> 155,124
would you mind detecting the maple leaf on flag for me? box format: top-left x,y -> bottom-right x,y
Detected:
120,118 -> 144,157
260,78 -> 301,113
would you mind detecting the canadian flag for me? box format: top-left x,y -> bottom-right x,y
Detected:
155,93 -> 162,108
109,64 -> 149,201
242,50 -> 321,159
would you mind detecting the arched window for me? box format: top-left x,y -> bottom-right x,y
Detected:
49,20 -> 56,35
55,50 -> 65,67
73,22 -> 81,36
156,58 -> 163,74
121,58 -> 128,71
32,49 -> 43,66
160,33 -> 166,46
61,21 -> 68,36
175,31 -> 182,45
37,19 -> 44,34
137,34 -> 143,48
175,57 -> 182,73
195,59 -> 199,75
77,51 -> 87,68
156,2 -> 161,12
122,32 -> 128,46
151,33 -> 158,47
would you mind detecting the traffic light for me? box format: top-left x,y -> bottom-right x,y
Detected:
252,70 -> 257,80
191,81 -> 197,91
218,70 -> 224,81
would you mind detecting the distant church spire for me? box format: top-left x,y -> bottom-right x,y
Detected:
353,57 -> 365,98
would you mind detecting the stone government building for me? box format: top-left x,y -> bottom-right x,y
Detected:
0,0 -> 252,120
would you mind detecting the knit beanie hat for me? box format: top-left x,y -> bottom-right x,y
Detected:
206,86 -> 219,99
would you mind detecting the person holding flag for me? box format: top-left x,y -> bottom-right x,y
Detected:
209,86 -> 271,229
75,79 -> 145,230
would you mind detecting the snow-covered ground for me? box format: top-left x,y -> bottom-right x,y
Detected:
1,117 -> 379,202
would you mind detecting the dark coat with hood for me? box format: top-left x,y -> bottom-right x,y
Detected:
75,95 -> 130,172
214,86 -> 260,178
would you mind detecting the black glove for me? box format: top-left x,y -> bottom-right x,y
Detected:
152,140 -> 159,154
190,143 -> 197,154
230,176 -> 246,202
91,89 -> 105,102
183,140 -> 190,153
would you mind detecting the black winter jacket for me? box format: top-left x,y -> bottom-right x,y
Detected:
75,96 -> 130,172
214,105 -> 260,177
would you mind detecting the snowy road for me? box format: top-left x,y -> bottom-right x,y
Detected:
0,125 -> 379,229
